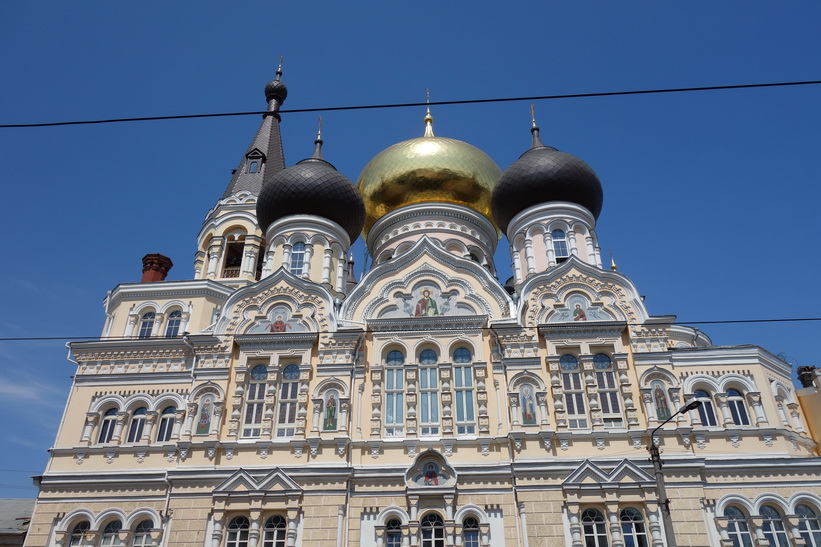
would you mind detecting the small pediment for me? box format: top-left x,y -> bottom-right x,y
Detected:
257,469 -> 302,492
213,468 -> 302,498
564,460 -> 609,485
563,459 -> 654,488
214,469 -> 259,493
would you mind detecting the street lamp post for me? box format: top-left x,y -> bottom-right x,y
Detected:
647,400 -> 702,547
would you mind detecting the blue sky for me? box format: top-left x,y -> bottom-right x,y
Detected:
0,2 -> 819,497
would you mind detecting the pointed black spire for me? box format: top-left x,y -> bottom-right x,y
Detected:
530,104 -> 545,149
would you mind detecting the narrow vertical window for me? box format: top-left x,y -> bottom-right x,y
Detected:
594,354 -> 622,428
385,351 -> 405,437
453,348 -> 475,434
725,506 -> 754,547
421,514 -> 445,547
581,509 -> 608,547
69,521 -> 91,547
225,517 -> 250,547
385,518 -> 402,547
620,508 -> 648,547
289,242 -> 306,276
727,389 -> 750,426
98,408 -> 117,443
797,504 -> 821,547
165,310 -> 182,337
138,312 -> 155,339
127,407 -> 147,443
156,406 -> 176,442
248,161 -> 259,173
463,517 -> 480,547
552,229 -> 569,261
761,506 -> 790,547
131,520 -> 153,547
100,520 -> 123,547
243,365 -> 268,437
262,516 -> 286,547
561,355 -> 587,429
419,350 -> 439,436
277,364 -> 300,437
695,389 -> 718,426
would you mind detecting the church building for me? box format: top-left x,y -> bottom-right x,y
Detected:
24,69 -> 821,547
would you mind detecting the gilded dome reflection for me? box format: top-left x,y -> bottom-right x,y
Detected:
357,136 -> 502,236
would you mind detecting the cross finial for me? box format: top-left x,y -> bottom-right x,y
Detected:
423,88 -> 434,137
610,250 -> 618,271
276,55 -> 283,79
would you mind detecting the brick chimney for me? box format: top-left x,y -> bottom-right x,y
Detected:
141,253 -> 173,282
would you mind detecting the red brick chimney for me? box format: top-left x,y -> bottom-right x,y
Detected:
141,254 -> 173,282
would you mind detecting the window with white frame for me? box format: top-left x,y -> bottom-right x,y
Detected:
277,364 -> 300,437
165,310 -> 182,338
462,517 -> 480,547
453,348 -> 475,435
797,504 -> 821,547
243,365 -> 268,437
419,350 -> 440,436
289,242 -> 306,276
594,353 -> 623,428
69,521 -> 91,547
760,505 -> 790,547
552,229 -> 569,262
156,406 -> 176,442
421,513 -> 445,547
695,389 -> 718,426
582,508 -> 608,547
384,351 -> 405,437
138,312 -> 155,339
131,520 -> 153,547
727,388 -> 750,426
225,516 -> 250,547
127,407 -> 147,443
724,506 -> 754,547
262,515 -> 286,547
98,408 -> 117,443
620,508 -> 649,547
100,520 -> 123,547
385,519 -> 402,547
561,354 -> 587,429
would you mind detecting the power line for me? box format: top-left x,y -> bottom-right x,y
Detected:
0,316 -> 819,343
2,79 -> 820,129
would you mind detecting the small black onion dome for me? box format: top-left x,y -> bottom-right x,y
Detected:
256,140 -> 365,241
264,65 -> 288,105
491,125 -> 603,233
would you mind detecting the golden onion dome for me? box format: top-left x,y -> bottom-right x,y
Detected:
357,111 -> 502,236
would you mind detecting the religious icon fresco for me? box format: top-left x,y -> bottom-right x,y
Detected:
414,288 -> 440,317
323,390 -> 338,431
547,293 -> 612,323
412,461 -> 451,487
520,384 -> 537,425
195,394 -> 214,435
247,306 -> 308,334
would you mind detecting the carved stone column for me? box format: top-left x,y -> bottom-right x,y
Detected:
537,392 -> 549,427
321,247 -> 333,284
302,243 -> 314,278
523,237 -> 535,274
142,411 -> 158,442
543,231 -> 556,267
172,409 -> 186,440
111,412 -> 128,442
311,398 -> 322,432
746,392 -> 767,425
183,402 -> 198,436
715,393 -> 733,426
509,393 -> 520,427
81,413 -> 99,443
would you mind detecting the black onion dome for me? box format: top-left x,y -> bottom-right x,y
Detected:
492,126 -> 603,233
264,64 -> 288,105
256,156 -> 365,242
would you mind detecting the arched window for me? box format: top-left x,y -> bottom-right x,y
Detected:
651,381 -> 672,421
69,521 -> 91,547
594,354 -> 622,428
797,504 -> 821,547
248,161 -> 259,173
453,348 -> 475,434
761,506 -> 790,547
561,355 -> 586,429
127,407 -> 147,443
462,517 -> 480,547
385,518 -> 402,547
277,364 -> 300,437
520,383 -> 537,425
138,312 -> 155,339
620,508 -> 648,547
99,408 -> 118,443
289,242 -> 306,276
419,350 -> 439,436
262,515 -> 286,547
156,406 -> 176,442
165,310 -> 182,338
581,509 -> 608,547
552,229 -> 569,262
225,516 -> 250,547
100,520 -> 123,547
243,365 -> 268,438
725,506 -> 754,547
385,351 -> 405,437
695,389 -> 718,427
727,389 -> 750,426
131,520 -> 153,547
421,514 -> 445,547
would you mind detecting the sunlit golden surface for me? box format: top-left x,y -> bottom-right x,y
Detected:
357,136 -> 502,236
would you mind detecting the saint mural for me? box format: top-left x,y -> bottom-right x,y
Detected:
246,306 -> 307,334
521,385 -> 537,425
267,314 -> 291,333
415,288 -> 439,317
323,392 -> 338,431
195,395 -> 213,435
573,304 -> 587,321
412,461 -> 451,487
654,384 -> 671,420
424,463 -> 439,485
